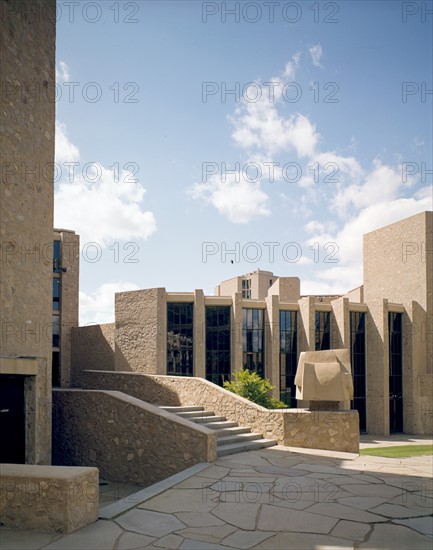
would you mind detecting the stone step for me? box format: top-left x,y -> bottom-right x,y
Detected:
158,405 -> 275,457
217,439 -> 277,457
202,420 -> 239,430
191,415 -> 226,424
217,432 -> 264,445
175,410 -> 215,419
160,406 -> 204,413
213,426 -> 252,437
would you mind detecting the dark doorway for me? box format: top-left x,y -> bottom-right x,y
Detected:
0,375 -> 25,463
389,312 -> 403,433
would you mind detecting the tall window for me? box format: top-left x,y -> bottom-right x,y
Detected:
52,239 -> 61,386
315,311 -> 331,350
206,306 -> 231,386
389,312 -> 403,433
350,312 -> 366,432
53,239 -> 61,272
279,310 -> 297,406
242,308 -> 265,377
167,303 -> 194,376
53,277 -> 61,310
242,278 -> 251,299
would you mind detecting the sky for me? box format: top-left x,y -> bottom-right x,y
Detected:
53,0 -> 433,325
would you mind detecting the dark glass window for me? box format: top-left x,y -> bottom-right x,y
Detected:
53,277 -> 60,310
242,308 -> 264,377
279,310 -> 298,406
52,351 -> 60,387
389,312 -> 403,433
205,306 -> 231,386
52,315 -> 60,348
350,312 -> 366,432
315,311 -> 331,350
53,240 -> 61,273
167,303 -> 194,376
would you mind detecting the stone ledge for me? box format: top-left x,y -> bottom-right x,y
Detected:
0,464 -> 99,533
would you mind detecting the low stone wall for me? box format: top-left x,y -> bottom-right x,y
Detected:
0,464 -> 98,533
52,389 -> 217,486
80,371 -> 359,453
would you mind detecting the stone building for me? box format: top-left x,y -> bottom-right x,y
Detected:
0,0 -> 56,464
71,211 -> 432,437
52,229 -> 80,389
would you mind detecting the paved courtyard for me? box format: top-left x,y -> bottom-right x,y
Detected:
1,440 -> 432,550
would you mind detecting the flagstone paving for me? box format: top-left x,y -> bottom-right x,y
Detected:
1,441 -> 432,549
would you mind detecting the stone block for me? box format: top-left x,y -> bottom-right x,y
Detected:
0,464 -> 99,533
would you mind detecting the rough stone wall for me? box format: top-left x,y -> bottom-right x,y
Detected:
115,288 -> 166,373
364,212 -> 432,435
331,298 -> 350,350
282,410 -> 359,453
52,389 -> 217,485
366,300 -> 389,435
0,0 -> 56,464
0,464 -> 98,533
80,371 -> 359,453
364,211 -> 430,308
71,323 -> 115,385
270,277 -> 301,302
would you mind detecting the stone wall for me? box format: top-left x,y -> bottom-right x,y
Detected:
52,389 -> 217,485
71,324 -> 115,385
115,288 -> 166,374
0,0 -> 56,464
80,371 -> 359,453
0,464 -> 98,533
364,212 -> 432,435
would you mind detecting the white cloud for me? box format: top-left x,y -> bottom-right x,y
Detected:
283,52 -> 301,79
230,52 -> 319,159
231,105 -> 319,158
56,60 -> 70,82
54,122 -> 156,246
55,121 -> 79,164
302,189 -> 432,293
330,160 -> 414,217
191,49 -> 430,245
189,172 -> 270,224
309,44 -> 323,68
80,281 -> 140,325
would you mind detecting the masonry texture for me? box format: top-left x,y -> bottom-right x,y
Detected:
81,371 -> 359,453
0,0 -> 56,463
0,464 -> 98,533
52,389 -> 217,485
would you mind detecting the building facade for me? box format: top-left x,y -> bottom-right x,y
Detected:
71,211 -> 432,436
0,0 -> 56,464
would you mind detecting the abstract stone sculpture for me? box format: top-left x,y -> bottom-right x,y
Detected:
295,349 -> 354,402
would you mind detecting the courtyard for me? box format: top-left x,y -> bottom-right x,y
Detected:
1,437 -> 431,550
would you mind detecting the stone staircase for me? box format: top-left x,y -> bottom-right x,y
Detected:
159,405 -> 277,457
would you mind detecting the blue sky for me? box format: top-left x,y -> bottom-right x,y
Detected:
54,0 -> 433,325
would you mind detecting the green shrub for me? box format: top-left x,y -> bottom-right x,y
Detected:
223,369 -> 287,409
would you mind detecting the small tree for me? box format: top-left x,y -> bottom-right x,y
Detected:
224,369 -> 287,409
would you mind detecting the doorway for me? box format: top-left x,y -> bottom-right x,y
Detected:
0,375 -> 26,463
